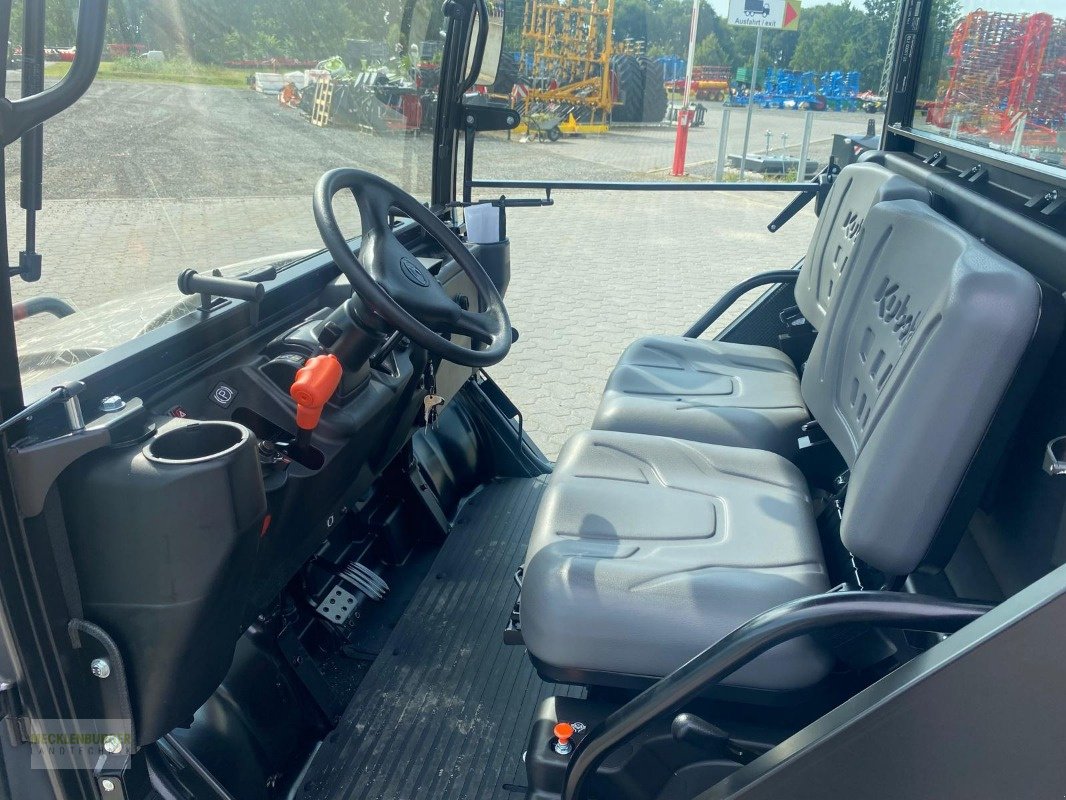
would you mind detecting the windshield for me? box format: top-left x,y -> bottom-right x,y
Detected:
6,0 -> 449,388
911,1 -> 1066,177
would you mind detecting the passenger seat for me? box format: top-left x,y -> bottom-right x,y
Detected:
592,161 -> 930,458
522,199 -> 1052,694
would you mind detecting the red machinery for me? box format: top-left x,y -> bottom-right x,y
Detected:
670,66 -> 732,101
928,11 -> 1066,150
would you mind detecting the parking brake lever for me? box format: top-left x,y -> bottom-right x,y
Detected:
289,354 -> 342,455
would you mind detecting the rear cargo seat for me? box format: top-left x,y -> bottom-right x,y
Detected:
592,160 -> 930,458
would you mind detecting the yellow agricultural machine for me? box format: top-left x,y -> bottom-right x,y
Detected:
509,0 -> 667,137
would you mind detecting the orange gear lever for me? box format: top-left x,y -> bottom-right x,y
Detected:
290,354 -> 343,431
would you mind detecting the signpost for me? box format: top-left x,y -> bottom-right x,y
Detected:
727,0 -> 801,178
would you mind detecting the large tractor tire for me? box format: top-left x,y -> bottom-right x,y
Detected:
611,54 -> 643,122
638,57 -> 668,123
492,54 -> 519,96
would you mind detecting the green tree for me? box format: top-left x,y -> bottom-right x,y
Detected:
788,2 -> 866,74
693,31 -> 726,66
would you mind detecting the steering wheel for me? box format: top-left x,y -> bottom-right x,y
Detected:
313,168 -> 511,368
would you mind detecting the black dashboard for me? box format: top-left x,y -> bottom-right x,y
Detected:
13,227 -> 511,744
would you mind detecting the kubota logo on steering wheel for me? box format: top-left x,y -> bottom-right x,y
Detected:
400,257 -> 430,287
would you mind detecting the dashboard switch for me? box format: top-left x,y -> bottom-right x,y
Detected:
290,354 -> 343,431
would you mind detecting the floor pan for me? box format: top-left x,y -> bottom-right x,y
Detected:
300,476 -> 582,800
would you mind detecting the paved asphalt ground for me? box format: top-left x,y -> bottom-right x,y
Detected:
5,77 -> 879,455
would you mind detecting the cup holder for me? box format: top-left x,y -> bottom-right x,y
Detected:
145,421 -> 249,464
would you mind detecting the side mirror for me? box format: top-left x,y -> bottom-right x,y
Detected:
466,0 -> 505,87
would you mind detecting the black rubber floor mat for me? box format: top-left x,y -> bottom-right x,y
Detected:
300,476 -> 583,800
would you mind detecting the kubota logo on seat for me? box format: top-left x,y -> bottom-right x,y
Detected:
873,277 -> 922,346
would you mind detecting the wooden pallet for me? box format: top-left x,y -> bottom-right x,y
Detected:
311,79 -> 333,127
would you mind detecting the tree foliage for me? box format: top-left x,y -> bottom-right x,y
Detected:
11,0 -> 444,63
13,0 -> 963,92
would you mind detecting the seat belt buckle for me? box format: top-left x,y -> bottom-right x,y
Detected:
797,420 -> 828,450
779,305 -> 807,327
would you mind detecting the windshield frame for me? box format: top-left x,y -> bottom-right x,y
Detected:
433,0 -> 487,208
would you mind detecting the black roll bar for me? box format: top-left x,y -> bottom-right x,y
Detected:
561,591 -> 993,800
467,179 -> 820,193
684,269 -> 799,338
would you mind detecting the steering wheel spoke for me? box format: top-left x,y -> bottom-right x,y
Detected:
313,168 -> 511,368
447,307 -> 501,341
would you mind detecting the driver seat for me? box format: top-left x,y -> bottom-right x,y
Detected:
592,161 -> 930,459
521,200 -> 1052,694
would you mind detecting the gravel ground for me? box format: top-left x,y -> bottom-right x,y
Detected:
4,76 -> 867,454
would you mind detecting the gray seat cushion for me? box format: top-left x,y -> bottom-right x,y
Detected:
593,336 -> 810,459
522,430 -> 833,691
590,161 -> 929,456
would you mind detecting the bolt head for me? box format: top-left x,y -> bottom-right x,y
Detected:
100,778 -> 116,792
103,735 -> 122,754
91,658 -> 111,679
99,395 -> 126,413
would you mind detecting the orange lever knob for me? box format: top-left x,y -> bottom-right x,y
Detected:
553,722 -> 574,745
290,354 -> 343,431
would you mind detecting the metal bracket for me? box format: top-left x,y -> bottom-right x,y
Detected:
924,150 -> 948,169
1043,436 -> 1066,476
461,99 -> 522,133
962,164 -> 989,185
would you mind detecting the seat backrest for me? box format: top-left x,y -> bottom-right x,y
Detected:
802,200 -> 1045,577
794,160 -> 930,330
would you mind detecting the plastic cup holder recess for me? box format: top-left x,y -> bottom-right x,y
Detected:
145,421 -> 249,465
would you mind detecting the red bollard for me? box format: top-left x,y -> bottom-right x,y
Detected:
671,108 -> 692,177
